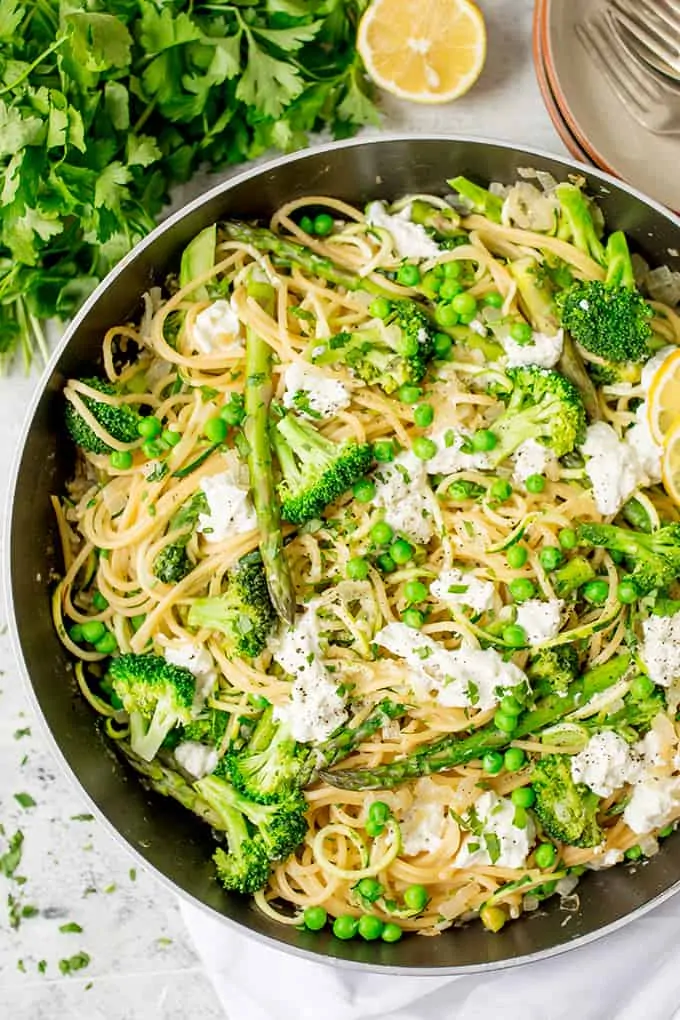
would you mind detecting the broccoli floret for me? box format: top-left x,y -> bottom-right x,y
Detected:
197,763 -> 308,864
532,754 -> 603,847
153,492 -> 209,584
488,366 -> 586,466
588,361 -> 643,387
312,300 -> 435,394
553,555 -> 597,598
182,707 -> 229,749
109,654 -> 196,762
447,176 -> 503,223
578,521 -> 680,596
604,689 -> 666,739
409,199 -> 461,238
272,412 -> 373,525
65,377 -> 141,455
224,705 -> 306,804
187,552 -> 277,658
558,228 -> 653,364
527,645 -> 580,698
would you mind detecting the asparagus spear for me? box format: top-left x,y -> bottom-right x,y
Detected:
244,280 -> 296,625
221,222 -> 394,298
320,653 -> 632,791
299,698 -> 407,784
118,743 -> 222,828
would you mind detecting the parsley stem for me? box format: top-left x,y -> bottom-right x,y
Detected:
0,36 -> 66,97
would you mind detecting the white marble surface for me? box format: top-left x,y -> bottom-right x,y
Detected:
0,1 -> 568,1015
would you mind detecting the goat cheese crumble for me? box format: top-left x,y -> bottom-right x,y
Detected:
373,452 -> 435,543
580,422 -> 642,516
624,777 -> 680,834
365,201 -> 440,260
174,741 -> 218,780
192,299 -> 243,355
515,599 -> 563,646
502,328 -> 564,369
282,361 -> 350,420
429,569 -> 495,614
640,612 -> 680,687
454,791 -> 536,869
272,608 -> 347,742
198,457 -> 257,543
399,780 -> 448,856
625,404 -> 663,485
512,438 -> 555,485
424,429 -> 489,474
164,642 -> 217,705
570,731 -> 639,797
374,622 -> 526,710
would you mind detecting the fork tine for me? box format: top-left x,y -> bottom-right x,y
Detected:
615,0 -> 680,37
575,17 -> 645,114
611,3 -> 680,68
606,14 -> 671,100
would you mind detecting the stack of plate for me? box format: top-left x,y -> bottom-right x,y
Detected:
534,0 -> 680,210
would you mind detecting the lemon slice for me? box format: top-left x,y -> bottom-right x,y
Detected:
662,417 -> 680,505
357,0 -> 487,104
647,348 -> 680,444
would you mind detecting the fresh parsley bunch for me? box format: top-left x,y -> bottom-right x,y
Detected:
0,0 -> 378,371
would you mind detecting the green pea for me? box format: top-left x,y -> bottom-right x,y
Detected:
509,321 -> 533,344
332,915 -> 359,940
511,785 -> 535,808
356,877 -> 383,902
403,884 -> 428,912
403,579 -> 428,605
439,279 -> 463,301
162,428 -> 182,448
414,403 -> 435,428
435,302 -> 459,327
371,521 -> 393,545
397,263 -> 421,287
390,538 -> 414,565
525,473 -> 546,494
374,440 -> 395,463
483,291 -> 504,308
539,547 -> 563,571
353,478 -> 376,503
412,436 -> 437,461
458,310 -> 478,325
219,397 -> 245,426
513,805 -> 528,829
142,439 -> 164,459
509,577 -> 536,602
69,624 -> 84,643
92,591 -> 109,611
94,631 -> 117,655
500,694 -> 523,716
365,819 -> 385,838
138,416 -> 162,440
314,212 -> 334,236
442,259 -> 461,279
398,383 -> 423,404
381,922 -> 403,943
203,416 -> 228,444
402,608 -> 425,629
558,527 -> 577,550
368,801 -> 391,825
369,297 -> 392,320
472,429 -> 497,452
347,557 -> 369,581
377,553 -> 396,573
81,620 -> 106,644
503,747 -> 526,772
502,624 -> 527,648
303,906 -> 327,930
482,750 -> 504,774
451,291 -> 477,317
535,843 -> 556,869
110,450 -> 133,470
433,332 -> 453,359
660,824 -> 674,838
617,580 -> 638,604
131,614 -> 146,631
494,709 -> 520,733
358,914 -> 384,941
490,478 -> 513,502
631,674 -> 655,699
421,270 -> 443,297
506,544 -> 528,569
298,215 -> 314,234
583,579 -> 609,604
625,845 -> 642,861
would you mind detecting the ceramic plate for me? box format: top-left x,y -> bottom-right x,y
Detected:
533,0 -> 592,164
542,0 -> 680,210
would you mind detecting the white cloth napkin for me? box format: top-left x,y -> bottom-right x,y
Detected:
180,892 -> 680,1020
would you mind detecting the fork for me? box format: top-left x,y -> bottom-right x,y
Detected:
575,9 -> 680,135
611,0 -> 680,82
